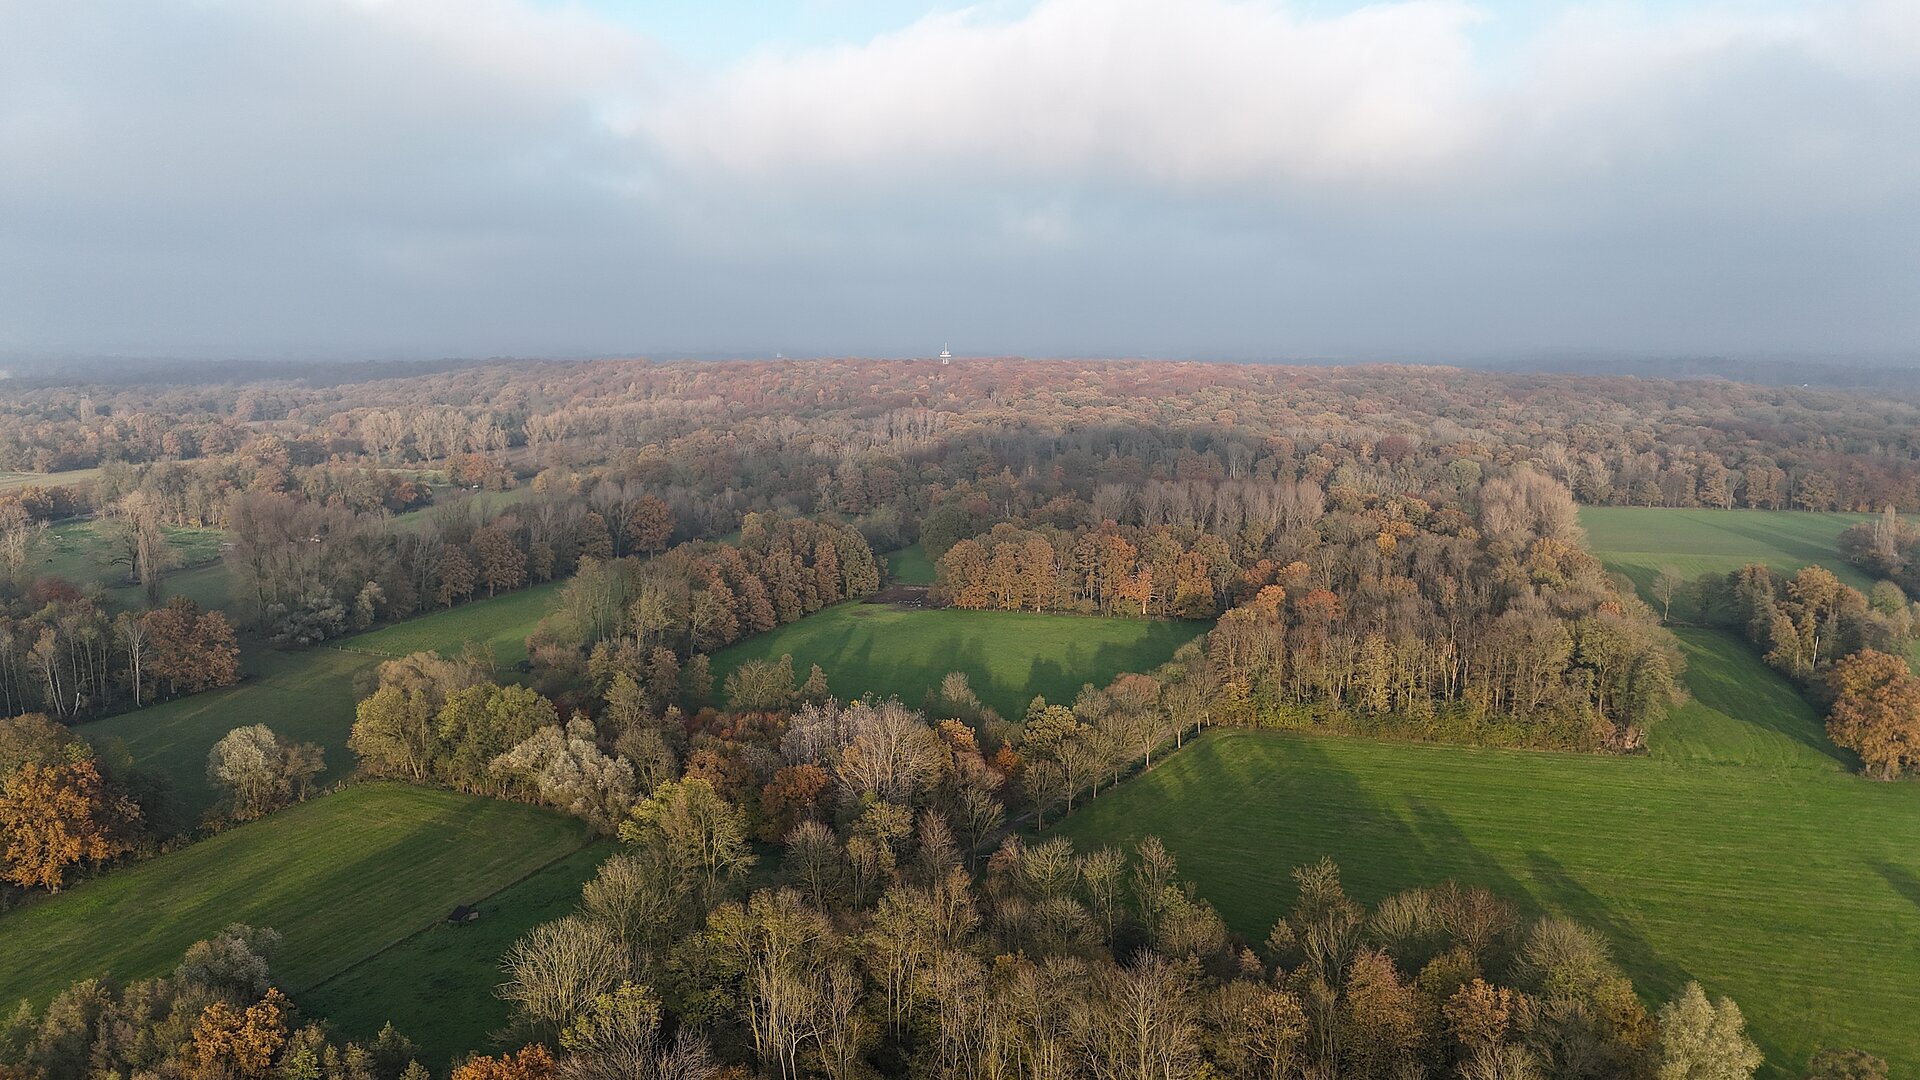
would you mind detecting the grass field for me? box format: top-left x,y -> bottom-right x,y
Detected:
1579,507 -> 1880,603
81,583 -> 562,818
85,647 -> 373,818
341,580 -> 562,667
1059,515 -> 1920,1077
0,785 -> 590,1019
0,467 -> 103,491
303,841 -> 613,1067
1058,724 -> 1920,1076
711,603 -> 1206,719
883,543 -> 936,585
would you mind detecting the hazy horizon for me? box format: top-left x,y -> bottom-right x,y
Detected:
4,0 -> 1918,361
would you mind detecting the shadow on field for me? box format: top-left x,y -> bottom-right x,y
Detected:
1522,851 -> 1691,998
1871,861 -> 1920,912
1674,628 -> 1851,768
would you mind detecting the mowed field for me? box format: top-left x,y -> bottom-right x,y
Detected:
1579,506 -> 1879,601
0,785 -> 590,1025
343,580 -> 563,667
712,602 -> 1206,719
303,841 -> 613,1067
81,582 -> 562,818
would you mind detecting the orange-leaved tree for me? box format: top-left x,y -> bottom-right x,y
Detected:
451,1045 -> 555,1080
1825,649 -> 1920,780
0,758 -> 142,891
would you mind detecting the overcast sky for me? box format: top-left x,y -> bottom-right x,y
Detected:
2,0 -> 1917,362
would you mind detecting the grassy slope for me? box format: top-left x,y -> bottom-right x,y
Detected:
0,785 -> 589,1010
1058,723 -> 1920,1076
340,580 -> 562,667
883,543 -> 936,585
82,583 -> 560,818
711,603 -> 1206,719
1578,507 -> 1879,599
302,842 -> 613,1068
1058,508 -> 1920,1075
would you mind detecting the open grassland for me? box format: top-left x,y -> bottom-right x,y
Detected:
340,580 -> 561,667
1058,729 -> 1920,1077
0,467 -> 102,491
712,603 -> 1206,719
303,842 -> 613,1068
1579,506 -> 1879,601
882,542 -> 936,584
1059,624 -> 1920,1077
82,583 -> 560,818
0,785 -> 590,1017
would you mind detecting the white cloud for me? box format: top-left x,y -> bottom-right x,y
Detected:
637,0 -> 1490,192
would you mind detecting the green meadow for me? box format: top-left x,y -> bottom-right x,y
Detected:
1058,508 -> 1920,1076
1578,506 -> 1879,601
712,602 -> 1206,719
303,841 -> 614,1068
0,785 -> 590,1027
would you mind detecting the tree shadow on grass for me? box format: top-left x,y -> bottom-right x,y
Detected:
1870,861 -> 1920,912
1672,627 -> 1851,768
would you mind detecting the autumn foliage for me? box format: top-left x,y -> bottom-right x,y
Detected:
1825,649 -> 1920,779
0,758 -> 141,891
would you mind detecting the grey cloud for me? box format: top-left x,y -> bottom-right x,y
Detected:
0,0 -> 1916,361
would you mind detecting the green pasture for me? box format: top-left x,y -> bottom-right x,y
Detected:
340,580 -> 562,667
0,785 -> 590,1026
1578,507 -> 1880,603
883,542 -> 936,585
27,519 -> 232,610
303,842 -> 613,1068
711,603 -> 1206,719
1059,716 -> 1920,1077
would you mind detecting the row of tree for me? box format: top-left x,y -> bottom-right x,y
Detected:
0,596 -> 238,721
530,514 -> 879,683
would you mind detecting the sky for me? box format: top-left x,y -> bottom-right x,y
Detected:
1,0 -> 1917,362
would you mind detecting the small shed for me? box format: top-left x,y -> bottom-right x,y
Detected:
447,904 -> 480,925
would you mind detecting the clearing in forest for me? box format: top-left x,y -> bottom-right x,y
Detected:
1578,506 -> 1878,601
882,542 -> 937,585
712,602 -> 1206,720
340,579 -> 563,666
0,785 -> 591,1028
